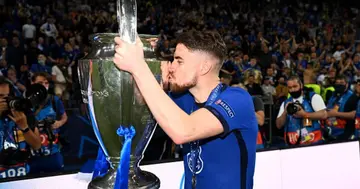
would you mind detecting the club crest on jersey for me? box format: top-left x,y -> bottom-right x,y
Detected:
187,146 -> 204,174
215,99 -> 235,118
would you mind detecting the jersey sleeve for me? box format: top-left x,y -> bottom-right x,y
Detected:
252,96 -> 264,112
310,94 -> 326,111
277,101 -> 285,118
54,96 -> 66,115
204,88 -> 257,137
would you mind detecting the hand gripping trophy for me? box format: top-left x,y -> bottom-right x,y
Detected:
78,0 -> 161,188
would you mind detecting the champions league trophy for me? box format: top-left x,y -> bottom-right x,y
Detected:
78,0 -> 161,188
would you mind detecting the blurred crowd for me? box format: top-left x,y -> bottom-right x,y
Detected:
0,0 -> 359,164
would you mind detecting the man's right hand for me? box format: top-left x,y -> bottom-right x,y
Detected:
283,102 -> 291,116
8,109 -> 28,130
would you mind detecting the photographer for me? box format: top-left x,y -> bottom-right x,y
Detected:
276,76 -> 327,146
322,75 -> 359,141
28,72 -> 67,174
0,76 -> 41,179
233,83 -> 265,149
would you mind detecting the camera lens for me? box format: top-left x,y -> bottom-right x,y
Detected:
8,98 -> 30,112
286,103 -> 299,115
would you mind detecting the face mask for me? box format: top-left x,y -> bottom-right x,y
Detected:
38,60 -> 45,65
334,84 -> 346,94
289,89 -> 302,99
350,84 -> 355,91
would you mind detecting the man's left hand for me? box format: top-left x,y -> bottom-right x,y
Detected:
113,36 -> 146,74
327,108 -> 338,117
51,121 -> 62,130
8,109 -> 28,130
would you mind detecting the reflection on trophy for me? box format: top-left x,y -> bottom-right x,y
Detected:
78,33 -> 162,189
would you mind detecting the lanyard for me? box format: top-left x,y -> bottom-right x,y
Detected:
190,83 -> 224,189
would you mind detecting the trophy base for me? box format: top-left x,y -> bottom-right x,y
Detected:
88,167 -> 160,189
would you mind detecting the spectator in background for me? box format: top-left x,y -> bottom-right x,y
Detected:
264,67 -> 276,84
0,38 -> 8,60
6,67 -> 26,96
49,37 -> 64,63
19,64 -> 31,89
30,54 -> 52,75
63,43 -> 77,67
159,39 -> 173,61
52,56 -> 72,104
234,83 -> 265,149
37,37 -> 49,56
246,75 -> 263,96
5,36 -> 26,73
244,57 -> 261,71
219,70 -> 232,86
0,59 -> 11,76
40,17 -> 58,45
262,77 -> 276,97
321,77 -> 335,104
26,40 -> 40,66
22,18 -> 36,46
253,94 -> 265,150
275,76 -> 288,103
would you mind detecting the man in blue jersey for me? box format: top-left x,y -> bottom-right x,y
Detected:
113,30 -> 258,189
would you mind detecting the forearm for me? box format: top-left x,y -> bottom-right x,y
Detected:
336,111 -> 356,120
276,113 -> 286,129
23,130 -> 41,150
57,114 -> 68,127
306,110 -> 327,120
132,63 -> 192,144
256,112 -> 264,126
16,82 -> 26,91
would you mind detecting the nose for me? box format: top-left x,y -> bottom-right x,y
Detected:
168,61 -> 176,73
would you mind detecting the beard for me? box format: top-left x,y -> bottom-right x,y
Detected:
169,75 -> 197,94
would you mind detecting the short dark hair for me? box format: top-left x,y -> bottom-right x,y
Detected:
0,76 -> 11,86
31,72 -> 51,82
287,75 -> 303,86
335,75 -> 348,83
219,70 -> 232,79
176,30 -> 227,67
0,76 -> 14,96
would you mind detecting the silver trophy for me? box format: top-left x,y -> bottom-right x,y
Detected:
77,0 -> 161,188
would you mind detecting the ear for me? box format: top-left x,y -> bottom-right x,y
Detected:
199,60 -> 212,76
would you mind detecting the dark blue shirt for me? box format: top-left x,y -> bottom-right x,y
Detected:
30,63 -> 52,75
170,86 -> 257,189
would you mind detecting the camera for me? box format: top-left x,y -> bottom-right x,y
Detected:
6,84 -> 47,112
37,117 -> 56,142
286,101 -> 302,115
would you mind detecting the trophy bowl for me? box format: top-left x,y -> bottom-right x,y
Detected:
78,33 -> 162,189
